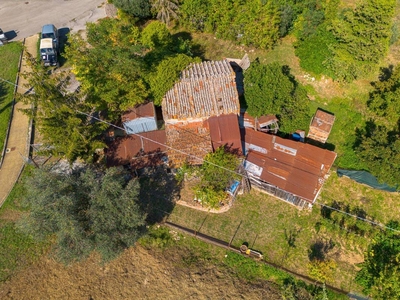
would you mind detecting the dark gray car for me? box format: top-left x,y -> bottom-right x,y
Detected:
41,24 -> 58,50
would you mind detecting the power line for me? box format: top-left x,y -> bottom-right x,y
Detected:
2,71 -> 400,235
0,76 -> 31,93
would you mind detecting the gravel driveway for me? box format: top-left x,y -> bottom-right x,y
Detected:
0,0 -> 106,41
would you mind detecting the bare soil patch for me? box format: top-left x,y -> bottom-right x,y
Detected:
0,245 -> 282,300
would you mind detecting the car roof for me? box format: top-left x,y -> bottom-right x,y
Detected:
40,38 -> 54,48
42,24 -> 56,33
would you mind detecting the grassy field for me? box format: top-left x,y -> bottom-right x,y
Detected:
0,167 -> 50,282
168,175 -> 400,292
0,42 -> 23,158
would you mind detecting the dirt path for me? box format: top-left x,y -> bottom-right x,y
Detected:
0,245 -> 282,300
0,35 -> 37,207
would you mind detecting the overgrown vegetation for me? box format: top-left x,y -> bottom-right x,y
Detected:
65,18 -> 197,119
193,147 -> 241,208
354,65 -> 400,186
3,1 -> 400,298
355,221 -> 400,299
244,60 -> 311,133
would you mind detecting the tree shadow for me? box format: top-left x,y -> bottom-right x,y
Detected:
308,239 -> 335,261
56,27 -> 70,67
376,64 -> 394,82
0,81 -> 7,104
138,166 -> 182,224
353,119 -> 376,150
0,82 -> 14,116
172,31 -> 205,59
284,228 -> 300,248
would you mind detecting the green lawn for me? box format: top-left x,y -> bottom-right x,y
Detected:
0,42 -> 23,158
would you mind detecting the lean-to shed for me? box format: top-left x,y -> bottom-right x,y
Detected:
122,102 -> 157,135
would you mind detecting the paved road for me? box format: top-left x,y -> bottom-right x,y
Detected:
0,1 -> 107,206
0,0 -> 106,41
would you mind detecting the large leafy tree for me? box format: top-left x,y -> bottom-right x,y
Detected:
356,221 -> 400,299
355,66 -> 400,186
244,60 -> 311,133
65,18 -> 149,118
18,167 -> 146,262
355,122 -> 400,186
20,55 -> 107,163
326,0 -> 396,81
368,66 -> 400,125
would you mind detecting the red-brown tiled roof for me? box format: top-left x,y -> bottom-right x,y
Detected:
122,102 -> 156,123
208,114 -> 242,154
243,128 -> 336,203
307,109 -> 335,143
106,130 -> 167,169
162,60 -> 240,121
165,120 -> 212,167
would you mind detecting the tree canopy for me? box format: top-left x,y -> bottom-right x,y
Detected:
113,0 -> 152,19
65,18 -> 198,120
355,65 -> 400,186
356,221 -> 400,299
243,60 -> 311,133
18,166 -> 146,262
151,0 -> 180,26
179,0 -> 280,49
325,0 -> 396,81
20,55 -> 107,163
65,18 -> 149,118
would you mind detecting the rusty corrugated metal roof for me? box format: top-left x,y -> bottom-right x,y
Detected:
162,60 -> 240,121
165,120 -> 212,168
122,102 -> 156,123
208,114 -> 242,154
239,111 -> 278,130
307,109 -> 335,143
106,130 -> 167,168
243,128 -> 336,203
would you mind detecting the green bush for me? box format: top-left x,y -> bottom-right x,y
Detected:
295,26 -> 337,77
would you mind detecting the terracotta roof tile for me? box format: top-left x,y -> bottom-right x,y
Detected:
162,60 -> 240,121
